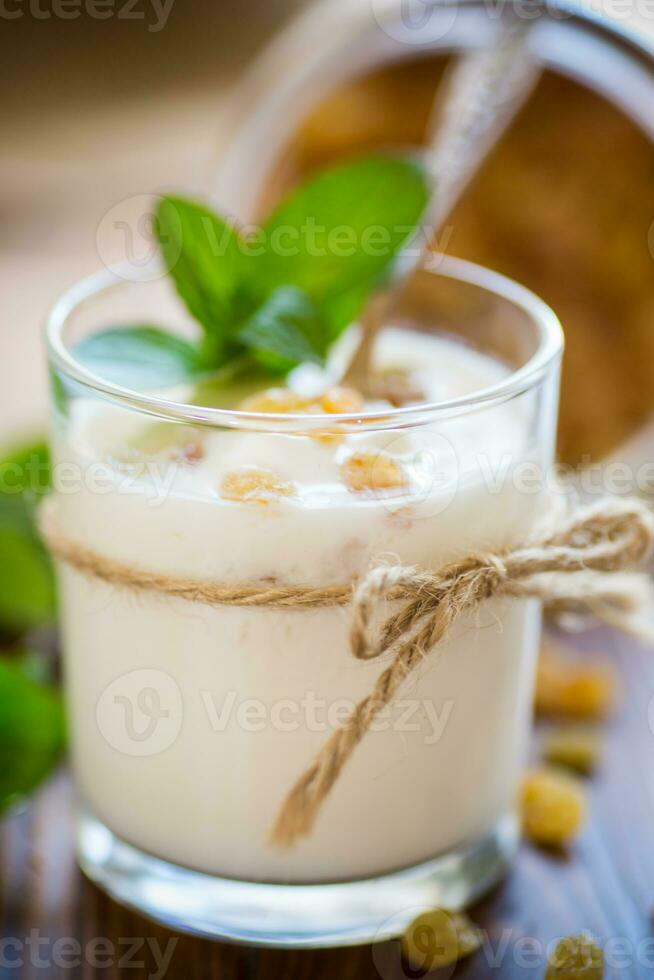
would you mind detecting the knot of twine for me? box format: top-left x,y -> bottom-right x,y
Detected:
40,496 -> 654,849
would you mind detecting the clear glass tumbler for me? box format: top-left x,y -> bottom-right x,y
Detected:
45,255 -> 562,947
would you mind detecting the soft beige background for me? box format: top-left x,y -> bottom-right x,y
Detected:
0,0 -> 651,443
0,0 -> 303,439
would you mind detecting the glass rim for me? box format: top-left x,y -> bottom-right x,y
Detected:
45,254 -> 563,433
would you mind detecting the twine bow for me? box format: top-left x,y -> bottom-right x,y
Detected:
40,496 -> 654,849
270,497 -> 654,847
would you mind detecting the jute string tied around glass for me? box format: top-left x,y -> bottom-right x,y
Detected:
40,495 -> 654,849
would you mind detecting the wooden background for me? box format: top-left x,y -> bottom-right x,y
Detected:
2,625 -> 654,979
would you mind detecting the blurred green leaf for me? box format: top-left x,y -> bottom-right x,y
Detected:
0,440 -> 50,505
0,440 -> 55,635
0,656 -> 65,814
0,521 -> 56,634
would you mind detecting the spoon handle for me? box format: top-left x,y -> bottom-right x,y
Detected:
343,16 -> 539,392
419,15 -> 540,243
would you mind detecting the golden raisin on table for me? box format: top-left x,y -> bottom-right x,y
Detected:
341,451 -> 406,493
401,909 -> 482,971
220,468 -> 296,505
546,933 -> 604,979
535,645 -> 618,719
543,725 -> 602,776
521,767 -> 586,847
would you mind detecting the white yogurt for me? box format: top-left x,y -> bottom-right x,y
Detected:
52,328 -> 549,882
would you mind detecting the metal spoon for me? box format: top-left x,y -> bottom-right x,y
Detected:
343,14 -> 541,395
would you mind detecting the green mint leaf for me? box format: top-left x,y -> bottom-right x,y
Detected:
156,155 -> 428,376
0,440 -> 55,636
320,280 -> 374,344
157,196 -> 252,362
0,656 -> 65,814
258,154 -> 430,337
74,326 -> 205,390
0,518 -> 56,635
0,441 -> 50,504
187,362 -> 273,409
238,286 -> 327,372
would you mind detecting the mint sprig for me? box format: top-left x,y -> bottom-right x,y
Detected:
74,153 -> 429,392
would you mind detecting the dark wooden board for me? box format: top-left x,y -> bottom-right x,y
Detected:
2,628 -> 654,980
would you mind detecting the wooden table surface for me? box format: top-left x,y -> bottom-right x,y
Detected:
2,626 -> 653,980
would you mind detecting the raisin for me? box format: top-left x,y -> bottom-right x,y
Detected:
535,646 -> 617,719
239,388 -> 310,413
220,468 -> 296,504
401,909 -> 482,971
543,725 -> 601,775
521,768 -> 586,847
320,386 -> 364,414
239,386 -> 366,446
370,368 -> 426,406
546,933 -> 604,978
341,452 -> 406,493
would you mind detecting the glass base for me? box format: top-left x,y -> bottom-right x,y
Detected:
78,811 -> 518,948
